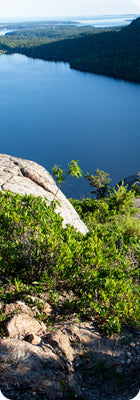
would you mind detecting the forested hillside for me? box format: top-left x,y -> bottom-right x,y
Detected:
1,17 -> 140,83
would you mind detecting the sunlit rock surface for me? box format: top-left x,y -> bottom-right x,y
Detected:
0,154 -> 88,234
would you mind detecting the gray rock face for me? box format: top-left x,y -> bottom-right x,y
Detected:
0,154 -> 88,234
0,338 -> 64,399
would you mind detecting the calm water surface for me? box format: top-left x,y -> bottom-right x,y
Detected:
0,53 -> 140,198
76,14 -> 139,27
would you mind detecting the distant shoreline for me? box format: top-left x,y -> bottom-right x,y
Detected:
0,16 -> 140,84
0,13 -> 140,27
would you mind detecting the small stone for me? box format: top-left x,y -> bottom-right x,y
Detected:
42,330 -> 74,363
5,313 -> 44,338
127,352 -> 132,358
24,333 -> 41,345
127,358 -> 131,365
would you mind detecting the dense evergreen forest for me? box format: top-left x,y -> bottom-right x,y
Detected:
0,21 -> 98,49
0,17 -> 140,82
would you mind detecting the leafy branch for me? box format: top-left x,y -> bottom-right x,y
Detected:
51,160 -> 82,199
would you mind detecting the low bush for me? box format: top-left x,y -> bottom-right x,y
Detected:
0,188 -> 139,335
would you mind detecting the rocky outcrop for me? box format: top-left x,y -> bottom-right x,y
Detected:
0,337 -> 64,399
0,154 -> 88,234
0,304 -> 139,400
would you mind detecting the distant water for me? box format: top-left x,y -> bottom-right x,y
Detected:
75,14 -> 140,27
0,53 -> 140,199
0,14 -> 140,28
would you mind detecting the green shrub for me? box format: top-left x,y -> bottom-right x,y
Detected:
131,182 -> 140,196
0,190 -> 139,336
107,184 -> 136,215
84,169 -> 111,198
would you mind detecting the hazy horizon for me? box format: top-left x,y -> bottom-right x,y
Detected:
0,0 -> 140,20
0,13 -> 140,25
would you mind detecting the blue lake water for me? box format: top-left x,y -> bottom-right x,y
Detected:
0,53 -> 140,198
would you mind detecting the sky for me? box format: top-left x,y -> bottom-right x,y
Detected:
0,0 -> 140,19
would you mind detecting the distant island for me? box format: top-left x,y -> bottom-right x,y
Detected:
0,17 -> 140,82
